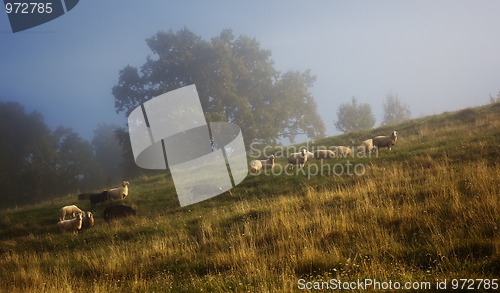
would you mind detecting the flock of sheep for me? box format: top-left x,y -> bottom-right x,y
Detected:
56,181 -> 136,233
250,131 -> 398,172
55,131 -> 399,231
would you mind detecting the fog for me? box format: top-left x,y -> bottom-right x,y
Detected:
1,1 -> 499,140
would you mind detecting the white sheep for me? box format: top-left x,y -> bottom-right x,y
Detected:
334,146 -> 353,158
250,155 -> 276,173
107,181 -> 129,201
287,149 -> 308,168
56,214 -> 83,233
372,131 -> 398,150
313,149 -> 335,159
59,205 -> 84,221
249,160 -> 263,173
357,139 -> 374,155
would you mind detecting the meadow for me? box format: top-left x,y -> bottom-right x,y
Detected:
0,103 -> 498,292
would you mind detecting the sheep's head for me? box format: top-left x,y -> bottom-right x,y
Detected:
87,212 -> 94,225
122,181 -> 130,187
391,131 -> 398,138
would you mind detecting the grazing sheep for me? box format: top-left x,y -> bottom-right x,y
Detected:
77,192 -> 93,200
373,131 -> 398,150
357,139 -> 374,155
250,155 -> 276,173
287,149 -> 308,168
250,160 -> 263,173
313,149 -> 336,159
59,205 -> 84,221
334,146 -> 353,158
56,214 -> 83,233
107,181 -> 130,201
104,205 -> 136,222
81,211 -> 94,230
89,191 -> 109,209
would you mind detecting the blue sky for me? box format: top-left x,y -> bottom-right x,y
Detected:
1,1 -> 499,141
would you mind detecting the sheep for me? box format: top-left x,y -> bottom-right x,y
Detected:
250,155 -> 275,173
77,192 -> 96,200
104,205 -> 136,222
372,131 -> 398,150
107,181 -> 129,201
89,191 -> 109,209
334,146 -> 353,158
79,181 -> 129,208
287,149 -> 308,168
59,205 -> 84,221
305,151 -> 315,160
250,160 -> 263,173
56,213 -> 83,233
81,211 -> 94,230
313,149 -> 336,159
356,139 -> 374,155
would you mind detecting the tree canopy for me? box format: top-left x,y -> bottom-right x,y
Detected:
382,93 -> 411,125
112,28 -> 325,145
334,97 -> 376,133
0,101 -> 124,208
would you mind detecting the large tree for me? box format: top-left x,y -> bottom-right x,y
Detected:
0,101 -> 109,208
112,28 -> 325,145
382,93 -> 411,125
0,101 -> 57,205
334,97 -> 376,133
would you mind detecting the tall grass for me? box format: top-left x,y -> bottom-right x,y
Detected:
0,104 -> 499,292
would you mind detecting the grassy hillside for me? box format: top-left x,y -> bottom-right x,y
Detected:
0,103 -> 499,292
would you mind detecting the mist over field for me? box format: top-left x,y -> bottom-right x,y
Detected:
0,103 -> 498,292
1,2 -> 499,291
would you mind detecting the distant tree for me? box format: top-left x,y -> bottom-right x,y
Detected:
334,97 -> 376,133
382,93 -> 411,125
112,27 -> 325,146
0,102 -> 55,206
52,126 -> 101,192
0,101 -> 115,208
92,123 -> 124,185
489,91 -> 500,104
114,127 -> 144,179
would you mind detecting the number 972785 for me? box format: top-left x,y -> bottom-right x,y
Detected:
5,2 -> 53,14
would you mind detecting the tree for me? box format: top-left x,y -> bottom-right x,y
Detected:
334,97 -> 375,133
52,126 -> 101,193
112,28 -> 325,146
489,91 -> 500,104
0,101 -> 122,208
0,101 -> 57,206
382,93 -> 411,125
92,123 -> 124,185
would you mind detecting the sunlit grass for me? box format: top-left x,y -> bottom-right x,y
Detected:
0,103 -> 499,292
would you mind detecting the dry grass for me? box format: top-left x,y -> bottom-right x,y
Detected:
0,104 -> 499,292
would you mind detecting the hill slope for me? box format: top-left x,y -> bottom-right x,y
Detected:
0,103 -> 499,292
